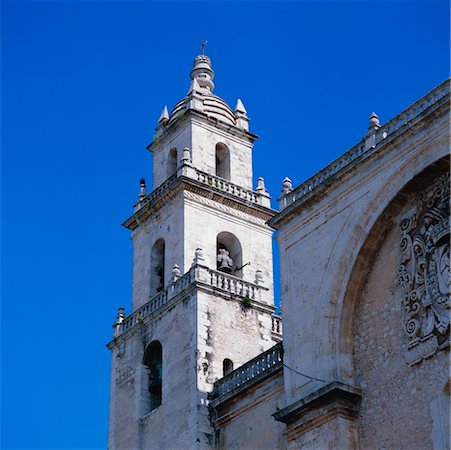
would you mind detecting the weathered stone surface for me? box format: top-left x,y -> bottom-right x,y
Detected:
353,171 -> 450,450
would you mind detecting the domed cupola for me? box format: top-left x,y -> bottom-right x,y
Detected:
162,53 -> 249,130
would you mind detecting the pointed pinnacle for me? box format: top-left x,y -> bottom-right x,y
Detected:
235,98 -> 247,115
158,106 -> 169,123
187,78 -> 201,95
369,112 -> 380,128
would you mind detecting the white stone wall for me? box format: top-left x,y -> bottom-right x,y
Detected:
215,372 -> 286,450
197,291 -> 275,388
183,192 -> 274,300
131,192 -> 185,311
196,290 -> 277,447
276,110 -> 449,409
151,122 -> 192,189
109,285 -> 277,450
191,119 -> 254,189
109,295 -> 199,450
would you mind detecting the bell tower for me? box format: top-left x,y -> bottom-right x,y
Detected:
107,52 -> 280,450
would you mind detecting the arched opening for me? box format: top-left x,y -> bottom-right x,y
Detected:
215,143 -> 230,180
216,232 -> 243,278
150,239 -> 165,296
223,358 -> 234,377
339,158 -> 449,383
167,148 -> 177,178
143,341 -> 162,413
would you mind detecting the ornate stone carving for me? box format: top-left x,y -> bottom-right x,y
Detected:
398,172 -> 450,364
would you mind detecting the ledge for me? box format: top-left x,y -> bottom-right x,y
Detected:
272,381 -> 361,426
147,108 -> 259,154
123,172 -> 276,231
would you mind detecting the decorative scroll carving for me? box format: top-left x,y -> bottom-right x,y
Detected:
398,172 -> 450,364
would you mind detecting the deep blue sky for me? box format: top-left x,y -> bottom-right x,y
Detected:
1,1 -> 449,448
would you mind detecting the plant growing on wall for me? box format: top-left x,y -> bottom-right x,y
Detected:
241,294 -> 252,308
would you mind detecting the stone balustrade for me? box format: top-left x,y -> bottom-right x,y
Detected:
195,169 -> 262,205
271,314 -> 282,341
279,79 -> 450,210
134,166 -> 271,214
134,172 -> 179,212
211,342 -> 283,400
116,268 -> 196,335
208,268 -> 257,299
114,265 -> 272,336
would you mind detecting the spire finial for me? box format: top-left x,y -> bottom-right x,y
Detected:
200,40 -> 208,55
190,51 -> 215,92
368,112 -> 380,130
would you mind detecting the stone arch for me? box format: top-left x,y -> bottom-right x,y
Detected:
150,238 -> 165,296
142,340 -> 163,414
223,358 -> 234,376
336,155 -> 449,383
216,231 -> 243,278
167,148 -> 178,178
215,143 -> 230,180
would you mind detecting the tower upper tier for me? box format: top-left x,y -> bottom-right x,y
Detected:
147,53 -> 257,190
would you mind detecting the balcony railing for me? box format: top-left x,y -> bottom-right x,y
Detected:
209,269 -> 257,299
195,170 -> 261,205
210,342 -> 283,400
114,265 -> 273,336
279,79 -> 450,210
134,167 -> 271,217
117,268 -> 196,334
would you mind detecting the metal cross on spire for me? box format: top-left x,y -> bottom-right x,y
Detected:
200,40 -> 208,55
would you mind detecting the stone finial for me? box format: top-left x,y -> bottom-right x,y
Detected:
368,112 -> 380,130
181,147 -> 192,165
192,248 -> 205,265
190,54 -> 215,92
187,77 -> 201,95
138,178 -> 147,202
365,112 -> 381,150
172,264 -> 181,281
256,177 -> 266,191
256,176 -> 271,207
158,106 -> 169,124
116,306 -> 125,324
255,270 -> 264,285
235,98 -> 250,131
281,177 -> 293,194
235,99 -> 247,115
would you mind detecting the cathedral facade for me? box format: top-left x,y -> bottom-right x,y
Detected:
107,53 -> 450,449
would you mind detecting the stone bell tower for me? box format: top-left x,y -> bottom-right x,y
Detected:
107,52 -> 280,450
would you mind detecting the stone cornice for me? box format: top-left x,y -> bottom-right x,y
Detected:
107,264 -> 277,347
272,381 -> 361,428
147,109 -> 258,153
123,172 -> 276,231
270,79 -> 450,229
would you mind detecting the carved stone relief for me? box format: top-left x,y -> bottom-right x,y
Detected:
398,172 -> 450,365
